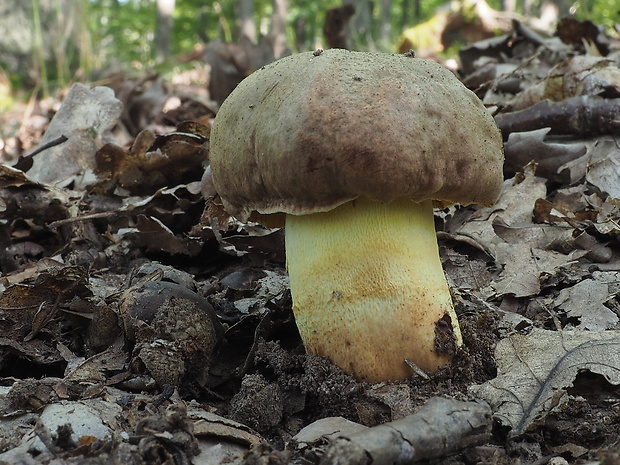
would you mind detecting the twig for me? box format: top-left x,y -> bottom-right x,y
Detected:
495,96 -> 620,138
47,210 -> 118,229
27,135 -> 68,158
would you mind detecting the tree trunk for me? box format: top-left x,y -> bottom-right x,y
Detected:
379,0 -> 392,50
155,0 -> 175,59
401,0 -> 420,29
324,5 -> 355,49
502,0 -> 517,14
345,0 -> 373,48
293,17 -> 307,51
270,0 -> 289,58
0,0 -> 82,92
238,0 -> 256,43
541,0 -> 570,17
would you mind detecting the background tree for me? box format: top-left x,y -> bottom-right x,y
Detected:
270,0 -> 290,58
0,0 -> 617,97
155,0 -> 176,59
238,0 -> 257,43
0,0 -> 89,95
379,0 -> 393,49
345,0 -> 374,48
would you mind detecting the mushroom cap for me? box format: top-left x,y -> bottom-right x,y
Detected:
210,49 -> 504,224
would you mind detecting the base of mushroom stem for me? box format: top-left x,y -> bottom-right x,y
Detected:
285,197 -> 462,383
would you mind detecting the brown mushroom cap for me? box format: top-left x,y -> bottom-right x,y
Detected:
210,49 -> 503,224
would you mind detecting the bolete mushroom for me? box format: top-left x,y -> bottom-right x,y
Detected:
209,49 -> 504,382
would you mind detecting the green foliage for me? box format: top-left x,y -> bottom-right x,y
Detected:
400,14 -> 448,54
3,0 -> 619,96
0,81 -> 14,113
573,0 -> 618,30
87,0 -> 156,70
288,0 -> 340,50
0,0 -> 93,97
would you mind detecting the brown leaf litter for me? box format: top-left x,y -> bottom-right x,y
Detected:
0,17 -> 620,465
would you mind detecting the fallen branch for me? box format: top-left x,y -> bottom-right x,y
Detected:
319,397 -> 492,465
495,96 -> 620,138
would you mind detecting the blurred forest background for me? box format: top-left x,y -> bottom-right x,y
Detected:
0,0 -> 618,107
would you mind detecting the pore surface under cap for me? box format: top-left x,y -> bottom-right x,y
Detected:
210,49 -> 504,223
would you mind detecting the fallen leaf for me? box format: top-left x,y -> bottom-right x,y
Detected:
503,128 -> 586,182
136,214 -> 202,256
95,122 -> 209,195
556,17 -> 610,55
554,271 -> 620,330
365,383 -> 415,420
593,197 -> 620,236
585,138 -> 620,199
450,163 -> 548,258
492,216 -> 575,249
493,243 -> 583,297
443,250 -> 492,291
189,408 -> 266,465
469,328 -> 620,435
543,56 -> 620,101
510,56 -> 620,110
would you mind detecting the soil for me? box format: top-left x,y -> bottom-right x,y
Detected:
1,239 -> 617,464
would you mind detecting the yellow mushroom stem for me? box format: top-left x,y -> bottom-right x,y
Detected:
285,197 -> 463,382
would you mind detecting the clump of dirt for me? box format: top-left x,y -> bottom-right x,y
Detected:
543,371 -> 620,451
229,373 -> 284,433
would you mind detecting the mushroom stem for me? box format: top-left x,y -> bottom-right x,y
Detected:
285,197 -> 462,382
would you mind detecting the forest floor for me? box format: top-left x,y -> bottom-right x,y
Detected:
0,18 -> 620,465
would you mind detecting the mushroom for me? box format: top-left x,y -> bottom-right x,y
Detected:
209,49 -> 504,382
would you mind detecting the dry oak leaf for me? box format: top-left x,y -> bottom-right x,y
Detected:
584,137 -> 620,200
510,56 -> 620,111
451,162 -> 547,258
554,271 -> 620,331
469,328 -> 620,436
493,242 -> 584,297
503,128 -> 586,183
543,56 -> 620,102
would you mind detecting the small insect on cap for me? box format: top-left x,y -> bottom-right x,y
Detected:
210,49 -> 504,224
